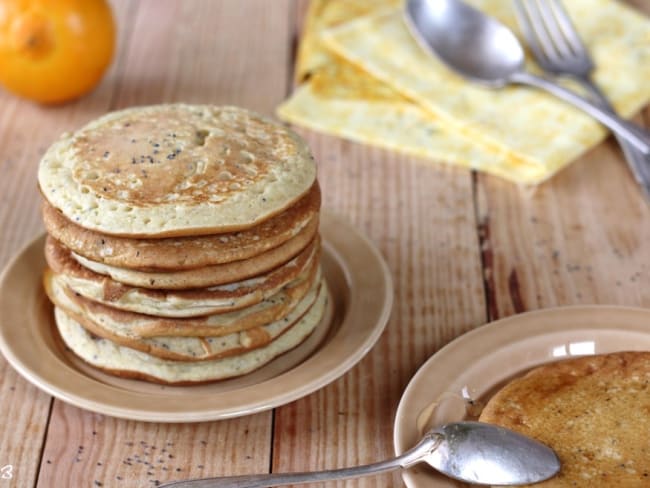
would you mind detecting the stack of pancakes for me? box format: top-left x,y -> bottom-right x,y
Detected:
37,104 -> 327,384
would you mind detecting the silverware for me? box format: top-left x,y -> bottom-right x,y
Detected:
513,0 -> 650,200
158,421 -> 560,487
404,0 -> 650,154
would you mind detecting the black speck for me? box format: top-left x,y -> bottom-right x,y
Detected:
176,468 -> 182,472
103,151 -> 110,158
97,462 -> 102,466
92,431 -> 97,435
94,481 -> 102,487
46,460 -> 51,464
167,153 -> 176,160
116,476 -> 122,481
124,122 -> 131,127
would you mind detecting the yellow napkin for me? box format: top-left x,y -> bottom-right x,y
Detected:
278,0 -> 650,184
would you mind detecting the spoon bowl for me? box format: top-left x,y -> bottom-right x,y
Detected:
405,0 -> 524,86
404,0 -> 650,153
425,422 -> 560,484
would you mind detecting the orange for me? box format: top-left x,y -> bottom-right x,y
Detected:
0,0 -> 115,104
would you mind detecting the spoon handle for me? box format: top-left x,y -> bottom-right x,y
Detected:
158,434 -> 440,488
510,71 -> 650,154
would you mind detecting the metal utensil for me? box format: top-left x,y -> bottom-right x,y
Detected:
513,0 -> 650,200
404,0 -> 650,154
159,421 -> 560,487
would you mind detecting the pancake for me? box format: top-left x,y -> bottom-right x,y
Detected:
479,351 -> 650,487
38,104 -> 317,237
49,238 -> 320,318
66,215 -> 318,288
53,281 -> 328,384
46,224 -> 318,291
44,262 -> 319,338
41,183 -> 320,270
47,270 -> 322,361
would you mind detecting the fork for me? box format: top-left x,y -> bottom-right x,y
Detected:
514,0 -> 650,199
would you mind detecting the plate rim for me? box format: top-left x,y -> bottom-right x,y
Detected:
393,305 -> 650,488
0,209 -> 393,422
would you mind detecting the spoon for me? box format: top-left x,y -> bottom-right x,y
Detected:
404,0 -> 650,154
159,421 -> 560,487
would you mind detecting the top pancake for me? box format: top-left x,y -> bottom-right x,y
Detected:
38,104 -> 317,237
479,351 -> 650,487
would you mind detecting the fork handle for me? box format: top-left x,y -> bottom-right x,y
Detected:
577,78 -> 650,200
510,71 -> 650,154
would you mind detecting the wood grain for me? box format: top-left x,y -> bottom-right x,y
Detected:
37,401 -> 271,488
0,1 -> 648,487
34,1 -> 292,487
474,1 -> 650,321
476,133 -> 650,319
271,136 -> 487,486
0,2 -> 138,487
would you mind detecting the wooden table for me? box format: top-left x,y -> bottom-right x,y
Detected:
0,1 -> 648,486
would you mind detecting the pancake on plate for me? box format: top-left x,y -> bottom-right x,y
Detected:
53,281 -> 328,384
48,271 -> 322,361
38,104 -> 328,384
46,235 -> 320,317
479,351 -> 650,487
44,263 -> 319,339
41,183 -> 320,270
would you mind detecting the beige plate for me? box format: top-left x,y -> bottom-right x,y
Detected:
0,211 -> 393,422
394,306 -> 650,488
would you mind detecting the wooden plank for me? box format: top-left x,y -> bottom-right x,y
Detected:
273,4 -> 486,485
35,1 -> 292,486
271,136 -> 487,485
476,120 -> 650,318
109,0 -> 289,116
477,0 -> 650,319
37,402 -> 270,488
0,2 -> 137,487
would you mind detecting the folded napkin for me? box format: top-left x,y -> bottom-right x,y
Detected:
278,0 -> 650,184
